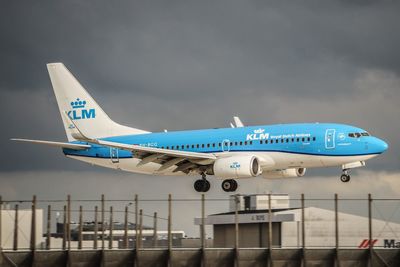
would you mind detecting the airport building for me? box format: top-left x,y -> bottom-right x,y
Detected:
195,194 -> 400,249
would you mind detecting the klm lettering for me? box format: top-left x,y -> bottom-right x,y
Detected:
67,109 -> 96,120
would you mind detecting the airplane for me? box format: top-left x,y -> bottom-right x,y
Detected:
12,63 -> 388,192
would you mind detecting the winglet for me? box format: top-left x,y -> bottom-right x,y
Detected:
233,116 -> 244,127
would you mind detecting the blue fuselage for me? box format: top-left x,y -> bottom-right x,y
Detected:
64,123 -> 388,159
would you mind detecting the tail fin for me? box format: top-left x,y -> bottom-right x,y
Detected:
47,63 -> 149,141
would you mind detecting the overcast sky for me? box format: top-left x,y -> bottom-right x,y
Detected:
1,1 -> 400,236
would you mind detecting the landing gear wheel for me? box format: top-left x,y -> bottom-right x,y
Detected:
194,179 -> 210,192
221,179 -> 238,192
340,174 -> 350,183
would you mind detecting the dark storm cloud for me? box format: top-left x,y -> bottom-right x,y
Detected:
1,0 -> 399,173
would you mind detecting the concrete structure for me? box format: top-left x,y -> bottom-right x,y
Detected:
0,208 -> 43,250
196,194 -> 400,249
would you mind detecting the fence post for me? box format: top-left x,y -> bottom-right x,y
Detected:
301,194 -> 306,267
13,204 -> 18,251
135,194 -> 139,249
67,195 -> 71,251
30,195 -> 37,251
268,193 -> 273,267
46,205 -> 51,250
0,196 -> 2,251
94,206 -> 98,249
101,194 -> 105,250
234,194 -> 239,267
168,194 -> 172,267
368,193 -> 373,267
124,206 -> 128,249
201,194 -> 206,267
139,209 -> 143,248
335,194 -> 339,267
62,205 -> 66,250
0,196 -> 2,265
153,212 -> 158,248
109,206 -> 113,249
78,206 -> 83,250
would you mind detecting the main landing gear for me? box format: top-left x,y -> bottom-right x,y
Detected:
340,169 -> 351,183
221,179 -> 238,192
194,173 -> 211,192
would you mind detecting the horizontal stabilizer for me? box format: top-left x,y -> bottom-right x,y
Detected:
11,138 -> 90,150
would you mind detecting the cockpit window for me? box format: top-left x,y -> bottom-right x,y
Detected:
348,132 -> 369,138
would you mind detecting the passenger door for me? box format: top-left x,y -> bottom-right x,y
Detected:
325,129 -> 336,149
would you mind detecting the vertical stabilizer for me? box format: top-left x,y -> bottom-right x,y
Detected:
47,63 -> 149,141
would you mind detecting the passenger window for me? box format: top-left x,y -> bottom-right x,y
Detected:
218,143 -> 221,147
260,140 -> 263,144
244,141 -> 248,145
166,146 -> 169,149
281,139 -> 284,143
286,139 -> 289,143
240,141 -> 243,145
212,143 -> 216,147
275,139 -> 279,143
230,142 -> 233,146
297,138 -> 300,142
191,145 -> 194,148
302,138 -> 305,142
201,144 -> 205,148
196,144 -> 199,148
265,140 -> 268,144
161,147 -> 164,149
313,137 -> 316,141
182,145 -> 185,149
307,137 -> 310,142
235,142 -> 238,146
207,144 -> 210,148
291,138 -> 294,142
171,146 -> 174,149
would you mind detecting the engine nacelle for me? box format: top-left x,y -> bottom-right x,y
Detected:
213,156 -> 261,179
262,168 -> 306,179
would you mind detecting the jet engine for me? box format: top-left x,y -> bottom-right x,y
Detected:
262,168 -> 306,179
212,155 -> 261,178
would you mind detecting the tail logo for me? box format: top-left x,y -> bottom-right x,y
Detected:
67,98 -> 96,120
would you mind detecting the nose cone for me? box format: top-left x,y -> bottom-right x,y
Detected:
374,138 -> 388,154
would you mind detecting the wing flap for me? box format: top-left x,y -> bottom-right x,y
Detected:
11,138 -> 90,150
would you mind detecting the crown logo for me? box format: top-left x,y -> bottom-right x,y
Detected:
70,98 -> 87,109
254,128 -> 265,134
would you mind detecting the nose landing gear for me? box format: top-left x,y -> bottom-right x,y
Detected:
194,173 -> 211,192
340,169 -> 351,183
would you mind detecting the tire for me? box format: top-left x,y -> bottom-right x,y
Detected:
222,180 -> 232,192
221,179 -> 238,192
194,179 -> 211,192
194,180 -> 204,192
340,174 -> 350,183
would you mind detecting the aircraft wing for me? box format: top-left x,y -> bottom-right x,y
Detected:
97,140 -> 217,160
11,138 -> 91,150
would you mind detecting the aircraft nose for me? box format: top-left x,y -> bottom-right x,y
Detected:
375,138 -> 388,153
